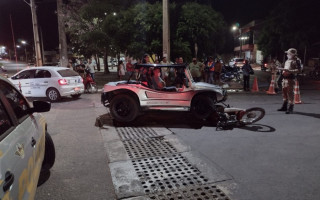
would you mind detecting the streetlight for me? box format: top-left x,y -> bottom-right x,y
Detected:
21,40 -> 28,63
232,23 -> 242,58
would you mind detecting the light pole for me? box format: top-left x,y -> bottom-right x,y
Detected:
163,0 -> 170,61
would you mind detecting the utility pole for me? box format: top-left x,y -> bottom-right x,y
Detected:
239,28 -> 242,58
162,0 -> 170,62
29,0 -> 43,66
9,14 -> 18,63
57,0 -> 68,67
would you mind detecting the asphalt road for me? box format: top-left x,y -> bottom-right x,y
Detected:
33,79 -> 320,200
34,94 -> 116,200
170,88 -> 320,200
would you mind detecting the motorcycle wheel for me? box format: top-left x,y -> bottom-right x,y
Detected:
86,83 -> 98,93
220,73 -> 225,81
239,107 -> 265,125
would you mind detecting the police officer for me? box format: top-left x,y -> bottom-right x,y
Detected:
277,48 -> 301,114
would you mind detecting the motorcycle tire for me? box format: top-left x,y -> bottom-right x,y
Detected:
239,107 -> 265,125
86,83 -> 98,93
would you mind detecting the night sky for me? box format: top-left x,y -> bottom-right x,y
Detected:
0,0 -> 278,51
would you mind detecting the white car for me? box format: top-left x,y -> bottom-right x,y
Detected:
0,76 -> 55,199
228,58 -> 245,68
8,66 -> 84,101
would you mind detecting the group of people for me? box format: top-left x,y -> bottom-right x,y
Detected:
188,56 -> 223,84
116,48 -> 302,114
72,59 -> 96,81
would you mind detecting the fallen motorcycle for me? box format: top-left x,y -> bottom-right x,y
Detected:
214,103 -> 265,130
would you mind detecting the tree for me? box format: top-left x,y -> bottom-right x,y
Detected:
257,0 -> 320,61
174,2 -> 226,62
103,2 -> 164,60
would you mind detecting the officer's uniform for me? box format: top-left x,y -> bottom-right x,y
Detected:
278,48 -> 301,114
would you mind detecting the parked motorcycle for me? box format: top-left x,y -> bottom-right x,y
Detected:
84,69 -> 98,93
261,61 -> 268,71
215,103 -> 265,130
220,66 -> 241,82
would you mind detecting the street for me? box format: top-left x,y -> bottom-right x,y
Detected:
35,81 -> 320,200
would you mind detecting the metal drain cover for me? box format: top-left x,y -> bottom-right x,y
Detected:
148,184 -> 230,200
123,137 -> 177,159
116,127 -> 159,140
132,154 -> 210,194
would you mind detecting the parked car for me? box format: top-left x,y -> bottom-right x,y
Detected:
101,64 -> 227,123
8,66 -> 84,101
229,58 -> 245,69
0,76 -> 55,199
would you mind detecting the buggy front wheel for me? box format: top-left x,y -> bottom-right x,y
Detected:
110,94 -> 139,122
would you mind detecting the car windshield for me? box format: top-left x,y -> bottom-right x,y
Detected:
57,69 -> 79,77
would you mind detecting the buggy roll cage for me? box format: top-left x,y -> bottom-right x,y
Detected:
127,63 -> 187,83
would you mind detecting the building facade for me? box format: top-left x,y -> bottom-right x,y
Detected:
233,20 -> 264,64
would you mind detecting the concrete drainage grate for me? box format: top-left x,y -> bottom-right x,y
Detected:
116,127 -> 158,140
148,184 -> 230,200
123,137 -> 177,159
132,154 -> 210,194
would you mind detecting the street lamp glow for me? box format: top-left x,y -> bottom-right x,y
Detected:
113,12 -> 117,16
21,40 -> 27,45
16,45 -> 21,48
232,26 -> 237,31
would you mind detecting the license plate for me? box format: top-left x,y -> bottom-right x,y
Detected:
74,87 -> 80,91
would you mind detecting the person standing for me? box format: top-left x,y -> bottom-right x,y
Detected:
174,57 -> 185,87
277,48 -> 301,114
118,60 -> 125,80
142,54 -> 151,64
189,58 -> 203,82
214,59 -> 222,84
126,58 -> 134,77
206,56 -> 215,84
160,56 -> 170,81
270,58 -> 281,92
241,60 -> 254,91
88,59 -> 96,81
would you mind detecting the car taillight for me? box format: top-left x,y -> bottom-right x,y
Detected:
264,63 -> 267,67
58,79 -> 68,85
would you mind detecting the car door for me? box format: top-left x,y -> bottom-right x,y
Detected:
9,69 -> 35,97
0,80 -> 42,200
31,69 -> 51,97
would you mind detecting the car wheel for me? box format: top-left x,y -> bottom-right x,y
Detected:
71,94 -> 81,99
191,95 -> 215,120
42,131 -> 55,171
46,88 -> 60,102
110,94 -> 139,122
